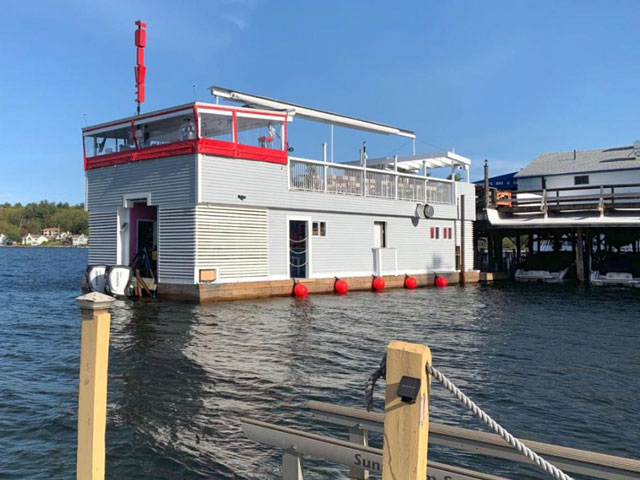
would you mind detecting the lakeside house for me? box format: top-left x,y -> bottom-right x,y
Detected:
42,227 -> 72,242
22,233 -> 48,246
83,86 -> 476,301
0,233 -> 7,245
72,234 -> 88,246
514,142 -> 640,191
42,227 -> 60,239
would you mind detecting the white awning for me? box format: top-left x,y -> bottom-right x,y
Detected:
209,85 -> 416,139
356,152 -> 471,170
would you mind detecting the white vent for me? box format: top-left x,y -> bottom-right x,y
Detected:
196,205 -> 268,280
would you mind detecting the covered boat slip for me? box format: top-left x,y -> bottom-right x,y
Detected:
83,89 -> 476,301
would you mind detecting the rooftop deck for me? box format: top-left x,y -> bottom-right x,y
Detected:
83,89 -> 472,206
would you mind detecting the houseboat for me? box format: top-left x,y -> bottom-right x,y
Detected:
83,86 -> 477,301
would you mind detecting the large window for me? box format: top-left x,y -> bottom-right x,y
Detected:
135,115 -> 195,148
84,124 -> 134,157
236,114 -> 284,150
199,111 -> 233,142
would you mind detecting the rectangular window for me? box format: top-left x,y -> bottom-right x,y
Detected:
443,227 -> 452,239
373,221 -> 386,248
199,111 -> 233,142
312,221 -> 327,237
236,114 -> 284,150
83,123 -> 134,157
135,114 -> 196,148
574,175 -> 589,185
430,226 -> 440,239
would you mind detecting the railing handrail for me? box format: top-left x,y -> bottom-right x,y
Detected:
513,183 -> 640,196
307,400 -> 640,479
241,417 -> 508,480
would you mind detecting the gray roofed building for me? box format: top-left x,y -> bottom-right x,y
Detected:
515,145 -> 640,178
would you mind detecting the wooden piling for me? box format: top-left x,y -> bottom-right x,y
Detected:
460,195 -> 466,285
382,341 -> 431,480
75,292 -> 115,480
576,228 -> 585,284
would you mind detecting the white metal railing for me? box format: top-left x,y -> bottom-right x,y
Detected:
398,175 -> 424,201
366,170 -> 395,199
289,157 -> 454,204
427,180 -> 453,204
289,160 -> 325,192
327,164 -> 363,196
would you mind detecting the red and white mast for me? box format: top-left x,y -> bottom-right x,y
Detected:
134,20 -> 147,115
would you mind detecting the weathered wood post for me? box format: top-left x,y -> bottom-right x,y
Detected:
75,292 -> 115,480
576,227 -> 585,284
382,341 -> 431,480
460,195 -> 466,285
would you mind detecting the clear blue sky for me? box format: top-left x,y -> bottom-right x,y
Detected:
2,0 -> 640,204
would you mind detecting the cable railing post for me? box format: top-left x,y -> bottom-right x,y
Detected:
394,154 -> 398,201
322,142 -> 328,194
382,341 -> 431,480
423,160 -> 427,204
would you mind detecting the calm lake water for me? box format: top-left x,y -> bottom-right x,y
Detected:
1,247 -> 639,479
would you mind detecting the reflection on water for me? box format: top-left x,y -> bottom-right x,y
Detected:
1,248 -> 639,479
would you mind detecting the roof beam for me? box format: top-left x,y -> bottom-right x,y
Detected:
209,85 -> 416,139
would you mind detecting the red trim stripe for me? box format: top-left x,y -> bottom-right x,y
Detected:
85,138 -> 287,170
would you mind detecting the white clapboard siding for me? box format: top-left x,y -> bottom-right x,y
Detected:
200,156 -> 476,221
88,211 -> 117,265
455,219 -> 475,271
158,207 -> 196,283
86,155 -> 196,210
196,205 -> 269,280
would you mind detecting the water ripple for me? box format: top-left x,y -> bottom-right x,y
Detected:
1,249 -> 639,479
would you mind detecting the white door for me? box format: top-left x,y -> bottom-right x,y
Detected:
373,222 -> 382,248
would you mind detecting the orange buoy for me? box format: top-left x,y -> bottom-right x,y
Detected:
434,275 -> 448,288
334,279 -> 349,294
372,276 -> 386,291
293,283 -> 308,297
404,276 -> 418,289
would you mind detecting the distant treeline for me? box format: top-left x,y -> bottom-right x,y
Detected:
0,201 -> 88,241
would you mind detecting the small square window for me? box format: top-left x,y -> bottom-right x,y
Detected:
312,221 -> 327,237
574,175 -> 589,185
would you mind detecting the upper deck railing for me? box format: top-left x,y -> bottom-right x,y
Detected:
492,183 -> 640,214
289,156 -> 455,204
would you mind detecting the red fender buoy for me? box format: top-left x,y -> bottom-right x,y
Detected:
372,276 -> 386,291
334,279 -> 349,294
293,283 -> 308,297
404,276 -> 418,289
434,275 -> 448,288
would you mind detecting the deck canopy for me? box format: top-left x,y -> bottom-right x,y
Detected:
209,86 -> 416,139
355,151 -> 471,172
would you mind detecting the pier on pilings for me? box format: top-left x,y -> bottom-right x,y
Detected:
474,176 -> 640,283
